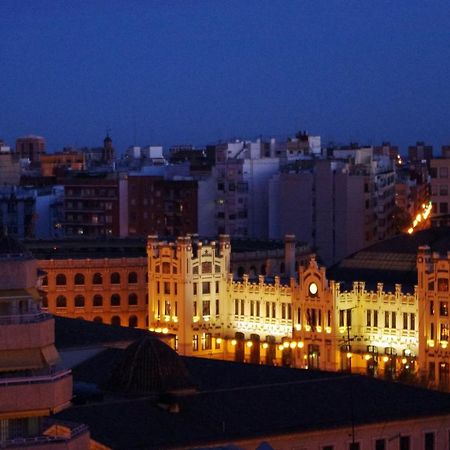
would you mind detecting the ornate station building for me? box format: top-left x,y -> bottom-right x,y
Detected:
147,228 -> 450,389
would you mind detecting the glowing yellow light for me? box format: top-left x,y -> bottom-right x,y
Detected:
346,352 -> 352,359
442,341 -> 448,349
173,317 -> 178,323
193,316 -> 199,323
325,326 -> 332,334
295,324 -> 301,331
383,356 -> 389,362
246,341 -> 253,348
339,327 -> 346,334
422,203 -> 426,209
279,345 -> 284,351
413,219 -> 418,227
204,316 -> 210,322
428,339 -> 435,348
298,341 -> 304,348
216,338 -> 222,344
408,227 -> 414,234
364,354 -> 371,361
305,325 -> 311,332
290,341 -> 297,349
401,358 -> 407,364
149,327 -> 155,332
262,342 -> 268,349
416,213 -> 422,222
404,349 -> 411,356
164,316 -> 170,322
316,326 -> 322,333
231,339 -> 237,346
283,341 -> 290,348
303,355 -> 307,360
155,327 -> 162,333
162,328 -> 169,334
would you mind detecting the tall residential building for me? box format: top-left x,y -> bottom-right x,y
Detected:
212,139 -> 280,238
127,175 -> 198,237
0,146 -> 20,185
15,135 -> 46,163
0,235 -> 89,448
269,150 -> 396,266
430,157 -> 450,226
0,186 -> 37,238
408,141 -> 433,165
62,172 -> 126,237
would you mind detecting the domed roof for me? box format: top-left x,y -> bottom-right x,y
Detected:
104,336 -> 193,394
0,235 -> 32,259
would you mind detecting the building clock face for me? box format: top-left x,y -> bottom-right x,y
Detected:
309,282 -> 318,296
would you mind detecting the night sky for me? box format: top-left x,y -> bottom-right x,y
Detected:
1,1 -> 450,153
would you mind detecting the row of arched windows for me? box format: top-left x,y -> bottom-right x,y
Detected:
93,315 -> 141,328
53,293 -> 140,308
49,271 -> 144,286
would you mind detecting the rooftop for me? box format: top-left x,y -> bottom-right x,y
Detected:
327,227 -> 450,292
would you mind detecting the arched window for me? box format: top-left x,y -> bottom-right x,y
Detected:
111,294 -> 121,307
280,262 -> 285,274
42,276 -> 48,286
145,315 -> 149,327
93,294 -> 103,307
56,295 -> 67,308
237,266 -> 245,278
128,272 -> 138,284
56,274 -> 66,286
145,272 -> 148,283
128,315 -> 138,328
111,316 -> 121,326
74,295 -> 85,307
93,316 -> 103,324
249,266 -> 257,277
261,264 -> 267,276
110,272 -> 120,284
93,273 -> 103,285
128,293 -> 138,306
41,296 -> 48,308
145,294 -> 149,305
74,273 -> 85,285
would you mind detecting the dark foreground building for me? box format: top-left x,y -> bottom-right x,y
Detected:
54,317 -> 450,450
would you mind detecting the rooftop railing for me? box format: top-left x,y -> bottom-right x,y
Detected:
0,313 -> 51,326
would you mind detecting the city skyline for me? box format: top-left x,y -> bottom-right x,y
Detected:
2,1 -> 450,153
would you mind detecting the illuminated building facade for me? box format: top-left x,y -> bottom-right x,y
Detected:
147,234 -> 432,384
28,238 -> 149,328
417,245 -> 450,390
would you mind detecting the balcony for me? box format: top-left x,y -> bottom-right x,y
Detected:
0,369 -> 72,416
0,314 -> 54,351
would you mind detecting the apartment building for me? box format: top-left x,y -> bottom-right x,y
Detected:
269,150 -> 396,266
0,235 -> 89,448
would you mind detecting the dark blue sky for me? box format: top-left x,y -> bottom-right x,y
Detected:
1,1 -> 450,154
